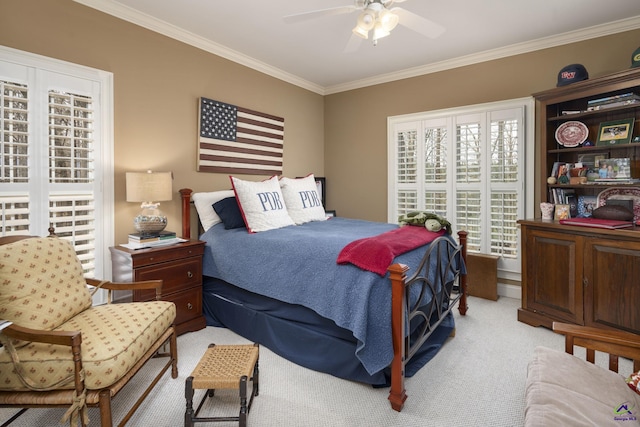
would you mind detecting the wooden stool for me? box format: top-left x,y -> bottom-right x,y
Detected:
185,343 -> 259,427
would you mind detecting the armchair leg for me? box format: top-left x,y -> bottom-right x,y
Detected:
99,389 -> 113,427
171,328 -> 178,378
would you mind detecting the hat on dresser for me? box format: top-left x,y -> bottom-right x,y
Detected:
631,46 -> 640,68
556,64 -> 589,87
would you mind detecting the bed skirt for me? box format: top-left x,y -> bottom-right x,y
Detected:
202,276 -> 454,386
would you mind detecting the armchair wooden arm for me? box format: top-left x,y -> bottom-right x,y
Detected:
552,322 -> 640,372
2,323 -> 81,347
1,323 -> 85,398
86,278 -> 163,301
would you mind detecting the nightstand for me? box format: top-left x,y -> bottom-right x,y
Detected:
110,240 -> 207,335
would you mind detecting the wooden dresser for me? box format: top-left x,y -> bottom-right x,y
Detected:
110,240 -> 207,335
518,219 -> 640,335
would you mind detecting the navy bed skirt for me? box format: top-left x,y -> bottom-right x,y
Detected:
202,276 -> 454,386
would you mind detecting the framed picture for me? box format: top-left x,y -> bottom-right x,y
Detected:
577,195 -> 597,217
597,158 -> 631,180
554,204 -> 570,220
596,118 -> 635,146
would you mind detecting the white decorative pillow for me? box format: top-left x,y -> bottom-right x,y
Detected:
230,175 -> 295,233
192,190 -> 235,232
279,174 -> 327,225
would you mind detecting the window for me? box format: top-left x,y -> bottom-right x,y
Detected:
388,98 -> 534,279
0,46 -> 114,284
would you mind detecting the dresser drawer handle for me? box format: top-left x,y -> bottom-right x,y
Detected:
187,302 -> 193,310
187,271 -> 193,278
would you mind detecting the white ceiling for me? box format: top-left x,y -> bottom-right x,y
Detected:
76,0 -> 640,94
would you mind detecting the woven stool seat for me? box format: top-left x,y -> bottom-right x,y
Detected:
185,343 -> 259,427
191,345 -> 259,390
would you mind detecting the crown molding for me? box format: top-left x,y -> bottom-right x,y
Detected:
324,15 -> 640,94
73,0 -> 326,94
75,1 -> 640,96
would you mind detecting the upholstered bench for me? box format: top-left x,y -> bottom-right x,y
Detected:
0,236 -> 178,426
185,343 -> 259,427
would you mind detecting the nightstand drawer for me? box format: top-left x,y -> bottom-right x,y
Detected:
172,288 -> 203,326
128,245 -> 205,268
134,257 -> 201,300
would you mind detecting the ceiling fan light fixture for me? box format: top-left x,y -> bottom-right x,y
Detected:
372,21 -> 390,41
352,25 -> 369,39
357,10 -> 376,31
378,9 -> 399,32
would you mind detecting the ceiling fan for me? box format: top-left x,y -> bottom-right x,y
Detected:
283,0 -> 445,47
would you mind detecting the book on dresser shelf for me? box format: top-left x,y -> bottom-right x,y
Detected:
122,231 -> 186,250
559,217 -> 634,229
128,230 -> 176,243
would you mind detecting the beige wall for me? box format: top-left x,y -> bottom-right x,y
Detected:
325,30 -> 640,221
0,0 -> 324,243
2,0 -> 639,234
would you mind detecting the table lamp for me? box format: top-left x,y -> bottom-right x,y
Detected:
126,170 -> 173,236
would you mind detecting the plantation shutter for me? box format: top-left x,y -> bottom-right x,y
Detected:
388,99 -> 531,277
0,47 -> 113,282
394,123 -> 418,216
48,90 -> 97,275
0,80 -> 30,233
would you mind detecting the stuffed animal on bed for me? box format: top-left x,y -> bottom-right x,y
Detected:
397,211 -> 452,234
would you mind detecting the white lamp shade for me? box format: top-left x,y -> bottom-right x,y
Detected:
126,171 -> 173,203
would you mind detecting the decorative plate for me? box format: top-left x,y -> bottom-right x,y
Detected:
596,187 -> 640,222
555,121 -> 588,147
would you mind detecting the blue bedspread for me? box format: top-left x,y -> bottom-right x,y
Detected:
201,217 -> 457,376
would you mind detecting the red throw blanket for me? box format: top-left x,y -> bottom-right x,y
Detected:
336,226 -> 446,276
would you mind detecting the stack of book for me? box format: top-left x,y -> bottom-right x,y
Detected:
587,92 -> 640,111
125,231 -> 184,249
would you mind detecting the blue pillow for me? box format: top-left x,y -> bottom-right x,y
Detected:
212,197 -> 246,229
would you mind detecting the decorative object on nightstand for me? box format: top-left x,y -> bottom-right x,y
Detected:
110,240 -> 207,335
126,170 -> 173,236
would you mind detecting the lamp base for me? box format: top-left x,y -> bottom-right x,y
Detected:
133,204 -> 167,236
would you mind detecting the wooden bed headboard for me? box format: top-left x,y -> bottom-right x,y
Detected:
179,188 -> 194,239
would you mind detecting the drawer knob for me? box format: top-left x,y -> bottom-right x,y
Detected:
187,302 -> 193,310
187,271 -> 193,278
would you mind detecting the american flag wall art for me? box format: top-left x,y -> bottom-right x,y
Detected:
197,97 -> 284,175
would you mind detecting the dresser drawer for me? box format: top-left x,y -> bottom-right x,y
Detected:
128,244 -> 205,268
133,257 -> 201,300
172,288 -> 203,326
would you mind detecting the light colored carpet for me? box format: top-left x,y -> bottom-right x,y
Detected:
0,296 -> 623,426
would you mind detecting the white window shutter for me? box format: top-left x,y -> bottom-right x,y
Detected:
1,46 -> 113,287
388,98 -> 534,278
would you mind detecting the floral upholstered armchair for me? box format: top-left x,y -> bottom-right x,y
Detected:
0,235 -> 178,426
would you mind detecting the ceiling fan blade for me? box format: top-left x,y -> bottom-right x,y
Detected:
343,33 -> 364,53
392,7 -> 445,39
283,5 -> 358,24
